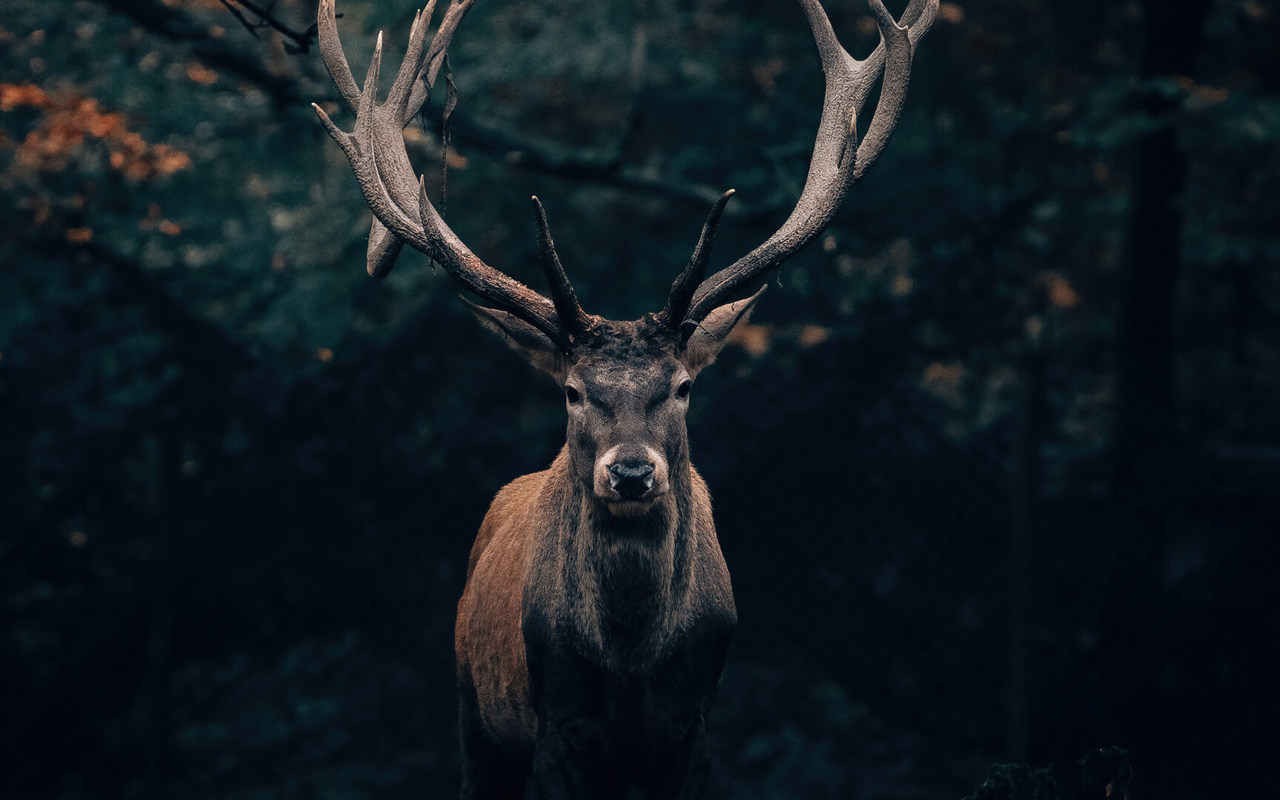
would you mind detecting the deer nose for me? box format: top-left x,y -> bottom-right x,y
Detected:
608,462 -> 655,500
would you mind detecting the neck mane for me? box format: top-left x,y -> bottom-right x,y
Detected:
554,448 -> 698,671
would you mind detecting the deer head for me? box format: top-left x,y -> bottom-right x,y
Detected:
312,0 -> 938,517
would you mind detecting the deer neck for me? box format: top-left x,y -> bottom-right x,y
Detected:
556,451 -> 697,672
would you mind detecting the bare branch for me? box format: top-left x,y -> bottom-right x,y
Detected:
219,0 -> 320,54
452,113 -> 792,221
26,233 -> 253,370
217,0 -> 261,40
94,0 -> 303,106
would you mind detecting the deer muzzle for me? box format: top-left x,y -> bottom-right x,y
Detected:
595,445 -> 668,511
609,462 -> 655,499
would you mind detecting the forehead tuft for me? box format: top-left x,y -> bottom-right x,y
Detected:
571,318 -> 681,378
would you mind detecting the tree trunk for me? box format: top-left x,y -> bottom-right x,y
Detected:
1113,0 -> 1210,523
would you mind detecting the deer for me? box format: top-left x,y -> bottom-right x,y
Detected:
311,0 -> 937,796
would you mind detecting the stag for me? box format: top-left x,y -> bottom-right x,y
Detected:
312,0 -> 936,796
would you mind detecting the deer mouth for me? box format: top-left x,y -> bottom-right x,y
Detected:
603,498 -> 663,518
597,479 -> 667,515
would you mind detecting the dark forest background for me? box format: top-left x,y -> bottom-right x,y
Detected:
2,0 -> 1278,798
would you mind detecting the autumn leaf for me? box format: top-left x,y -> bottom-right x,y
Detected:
799,325 -> 831,348
939,3 -> 965,24
728,324 -> 772,357
752,57 -> 786,96
2,84 -> 191,180
0,82 -> 51,111
921,362 -> 968,407
186,62 -> 219,85
1037,271 -> 1080,309
444,148 -> 468,170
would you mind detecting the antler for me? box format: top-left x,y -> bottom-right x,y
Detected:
532,197 -> 593,338
670,0 -> 939,334
657,189 -> 735,329
313,0 -> 588,350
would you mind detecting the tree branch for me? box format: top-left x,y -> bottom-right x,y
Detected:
98,0 -> 786,216
437,0 -> 786,220
218,0 -> 319,55
216,0 -> 260,40
452,113 -> 792,221
94,0 -> 304,106
26,233 -> 254,371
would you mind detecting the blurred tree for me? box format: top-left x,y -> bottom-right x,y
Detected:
1,0 -> 1277,798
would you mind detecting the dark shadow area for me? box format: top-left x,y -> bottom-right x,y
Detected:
2,0 -> 1276,798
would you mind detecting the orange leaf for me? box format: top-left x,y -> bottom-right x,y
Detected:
1038,271 -> 1080,309
152,146 -> 192,176
939,3 -> 965,24
727,324 -> 771,357
0,83 -> 51,111
921,362 -> 967,407
799,325 -> 831,348
186,62 -> 218,85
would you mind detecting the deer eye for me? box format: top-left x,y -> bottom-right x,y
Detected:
675,380 -> 692,400
565,385 -> 582,404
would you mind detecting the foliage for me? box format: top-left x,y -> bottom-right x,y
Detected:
2,1 -> 1278,798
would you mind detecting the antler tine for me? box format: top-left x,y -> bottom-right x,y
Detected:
324,0 -> 435,280
416,183 -> 571,347
659,189 -> 735,328
405,0 -> 478,123
387,1 -> 437,123
317,0 -> 360,113
680,0 -> 937,330
532,197 -> 594,338
368,0 -> 454,280
320,0 -> 464,281
313,0 -> 574,351
850,0 -> 937,112
851,0 -> 925,180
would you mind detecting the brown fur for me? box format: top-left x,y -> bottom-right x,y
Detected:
451,314 -> 753,798
455,470 -> 543,746
454,446 -> 729,750
311,0 -> 936,792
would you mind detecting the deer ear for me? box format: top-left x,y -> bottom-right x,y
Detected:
465,299 -> 569,381
680,285 -> 766,376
